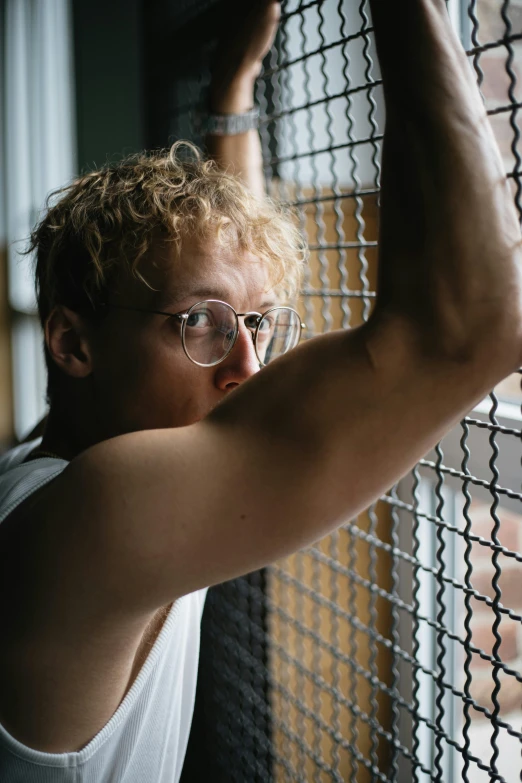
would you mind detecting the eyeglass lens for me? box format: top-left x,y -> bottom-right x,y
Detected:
182,301 -> 236,366
182,301 -> 301,367
255,308 -> 302,365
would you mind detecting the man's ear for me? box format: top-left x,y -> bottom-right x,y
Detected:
45,305 -> 94,379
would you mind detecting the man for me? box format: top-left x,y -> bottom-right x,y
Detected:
0,1 -> 521,781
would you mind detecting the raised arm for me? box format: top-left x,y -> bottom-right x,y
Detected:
26,0 -> 522,614
370,0 -> 522,344
204,0 -> 280,196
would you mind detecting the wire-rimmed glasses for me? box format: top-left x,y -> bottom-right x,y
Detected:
103,299 -> 305,367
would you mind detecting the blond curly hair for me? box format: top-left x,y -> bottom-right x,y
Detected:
30,142 -> 306,331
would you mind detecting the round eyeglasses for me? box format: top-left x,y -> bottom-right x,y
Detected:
103,299 -> 305,367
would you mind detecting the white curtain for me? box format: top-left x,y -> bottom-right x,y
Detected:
2,0 -> 76,437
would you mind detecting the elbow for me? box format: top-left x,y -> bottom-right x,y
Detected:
372,292 -> 522,386
480,305 -> 522,371
422,301 -> 522,380
435,246 -> 522,371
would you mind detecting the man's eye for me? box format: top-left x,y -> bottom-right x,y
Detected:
186,311 -> 212,329
258,317 -> 274,334
244,315 -> 261,331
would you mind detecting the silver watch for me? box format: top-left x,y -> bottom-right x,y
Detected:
205,106 -> 260,136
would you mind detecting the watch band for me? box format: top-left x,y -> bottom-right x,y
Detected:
204,106 -> 260,136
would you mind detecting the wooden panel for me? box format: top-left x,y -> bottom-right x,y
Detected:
301,188 -> 379,331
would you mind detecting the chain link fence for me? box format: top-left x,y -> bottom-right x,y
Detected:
154,1 -> 522,780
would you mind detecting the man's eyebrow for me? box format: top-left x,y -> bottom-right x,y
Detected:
155,287 -> 232,309
156,288 -> 277,311
259,300 -> 277,311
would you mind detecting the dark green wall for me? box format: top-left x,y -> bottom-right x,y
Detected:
73,0 -> 144,171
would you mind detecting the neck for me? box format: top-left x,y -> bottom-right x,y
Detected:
37,410 -> 87,462
38,425 -> 77,463
39,385 -> 104,461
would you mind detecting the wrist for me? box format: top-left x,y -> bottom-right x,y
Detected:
209,71 -> 258,115
204,107 -> 259,137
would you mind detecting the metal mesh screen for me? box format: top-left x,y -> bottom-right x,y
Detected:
155,1 -> 522,780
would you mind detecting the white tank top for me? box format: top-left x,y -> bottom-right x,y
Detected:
0,439 -> 206,783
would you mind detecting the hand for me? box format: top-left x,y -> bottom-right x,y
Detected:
210,0 -> 281,114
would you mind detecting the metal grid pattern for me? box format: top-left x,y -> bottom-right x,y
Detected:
259,2 -> 522,781
167,1 -> 522,780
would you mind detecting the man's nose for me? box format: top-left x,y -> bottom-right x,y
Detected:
214,323 -> 260,391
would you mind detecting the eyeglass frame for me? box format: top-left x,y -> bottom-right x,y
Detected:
101,299 -> 306,367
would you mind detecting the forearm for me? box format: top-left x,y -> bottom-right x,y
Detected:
370,0 -> 522,358
203,0 -> 280,196
205,74 -> 265,198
